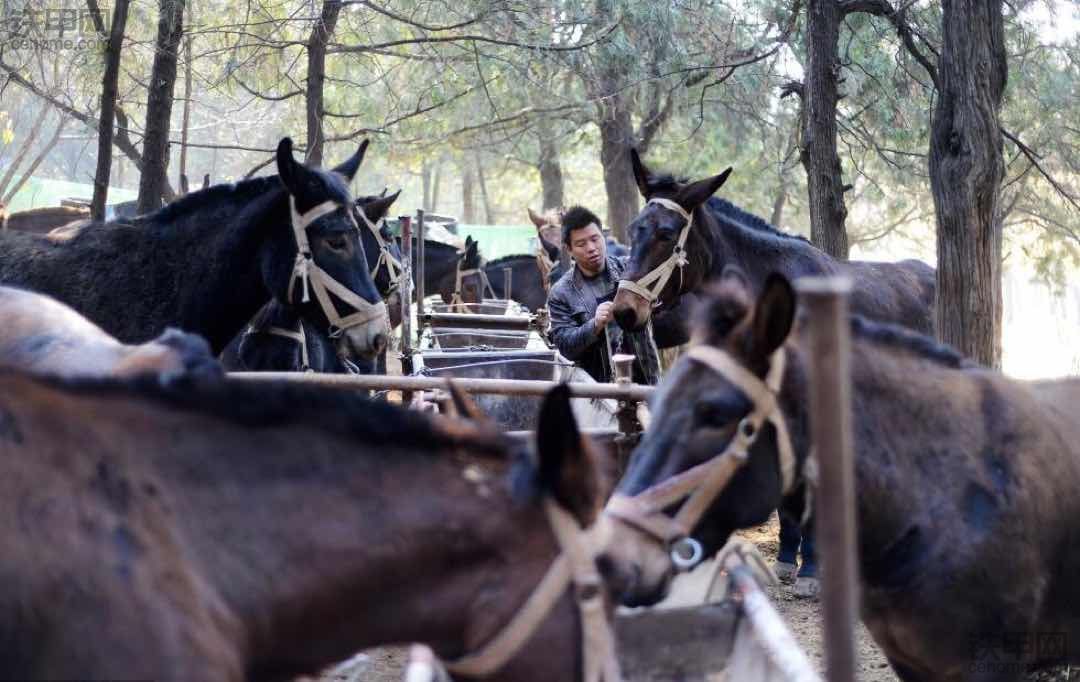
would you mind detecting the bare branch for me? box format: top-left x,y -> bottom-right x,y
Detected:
1003,128 -> 1080,213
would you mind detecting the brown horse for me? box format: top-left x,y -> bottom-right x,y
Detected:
612,150 -> 936,336
1,205 -> 90,235
0,286 -> 220,381
0,370 -> 655,680
607,271 -> 1080,681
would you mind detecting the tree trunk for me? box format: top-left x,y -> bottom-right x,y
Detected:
770,185 -> 787,228
930,0 -> 1007,368
804,0 -> 849,259
88,0 -> 130,219
137,0 -> 184,214
422,162 -> 432,211
431,160 -> 442,213
305,0 -> 342,167
475,152 -> 493,223
461,163 -> 476,223
599,100 -> 638,243
3,115 -> 66,204
178,0 -> 193,188
538,133 -> 565,210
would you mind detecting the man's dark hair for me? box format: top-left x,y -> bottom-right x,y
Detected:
561,205 -> 602,246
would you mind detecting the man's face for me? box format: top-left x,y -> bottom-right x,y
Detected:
567,223 -> 606,276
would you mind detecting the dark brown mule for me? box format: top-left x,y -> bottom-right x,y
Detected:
0,286 -> 220,381
0,371 -> 655,681
0,205 -> 90,235
612,150 -> 935,336
608,271 -> 1080,681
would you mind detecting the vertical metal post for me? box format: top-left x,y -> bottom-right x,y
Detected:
796,276 -> 857,682
416,209 -> 426,346
399,215 -> 414,404
503,266 -> 513,302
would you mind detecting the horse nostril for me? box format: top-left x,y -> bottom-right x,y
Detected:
372,334 -> 387,355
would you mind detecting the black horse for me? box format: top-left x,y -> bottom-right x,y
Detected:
0,138 -> 387,363
483,254 -> 548,312
612,150 -> 935,336
220,192 -> 399,373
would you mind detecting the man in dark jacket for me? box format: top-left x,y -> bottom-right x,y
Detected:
546,206 -> 660,384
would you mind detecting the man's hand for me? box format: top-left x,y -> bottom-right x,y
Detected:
593,301 -> 614,332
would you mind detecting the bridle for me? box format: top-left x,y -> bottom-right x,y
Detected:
240,319 -> 362,374
604,343 -> 803,569
443,499 -> 621,682
450,253 -> 496,311
615,197 -> 693,307
356,206 -> 403,292
287,195 -> 388,339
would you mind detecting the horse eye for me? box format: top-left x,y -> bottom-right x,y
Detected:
655,228 -> 675,241
326,235 -> 348,251
694,401 -> 731,428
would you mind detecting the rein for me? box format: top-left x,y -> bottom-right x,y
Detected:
604,344 -> 800,568
287,196 -> 388,338
444,499 -> 621,681
615,197 -> 693,306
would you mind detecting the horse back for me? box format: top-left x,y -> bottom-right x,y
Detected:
846,258 -> 936,334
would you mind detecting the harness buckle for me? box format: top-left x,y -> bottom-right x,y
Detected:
671,537 -> 704,571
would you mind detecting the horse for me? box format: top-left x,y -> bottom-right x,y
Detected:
483,254 -> 549,312
0,369 -> 657,681
1,205 -> 90,235
411,235 -> 486,307
611,149 -> 936,336
0,285 -> 220,382
220,192 -> 401,374
605,270 -> 1080,680
0,138 -> 387,363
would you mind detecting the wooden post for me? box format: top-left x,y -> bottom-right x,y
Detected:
503,266 -> 512,302
416,209 -> 426,346
796,276 -> 856,682
399,215 -> 414,404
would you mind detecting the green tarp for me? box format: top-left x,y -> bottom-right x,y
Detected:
2,174 -> 137,212
456,224 -> 540,260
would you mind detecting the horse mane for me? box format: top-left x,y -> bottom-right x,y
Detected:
705,197 -> 811,245
19,370 -> 510,457
848,315 -> 973,369
143,177 -> 281,226
485,253 -> 534,269
694,281 -> 972,370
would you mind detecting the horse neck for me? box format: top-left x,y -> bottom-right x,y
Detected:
146,422 -> 560,676
418,242 -> 461,301
701,207 -> 834,289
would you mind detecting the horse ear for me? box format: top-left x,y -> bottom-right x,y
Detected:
720,264 -> 751,290
528,207 -> 547,230
750,272 -> 796,361
536,384 -> 603,526
180,174 -> 190,195
675,167 -> 732,212
444,379 -> 490,423
380,187 -> 388,197
631,148 -> 653,198
332,138 -> 369,180
203,174 -> 210,190
276,137 -> 302,192
365,190 -> 401,222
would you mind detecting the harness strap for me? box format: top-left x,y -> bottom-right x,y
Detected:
357,208 -> 403,286
450,260 -> 497,311
445,501 -> 621,681
604,345 -> 801,547
266,325 -> 311,372
286,196 -> 388,335
616,197 -> 693,304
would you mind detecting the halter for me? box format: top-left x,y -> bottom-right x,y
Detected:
616,197 -> 693,305
450,254 -> 497,311
604,344 -> 802,566
356,207 -> 403,290
287,196 -> 388,338
444,499 -> 622,682
535,246 -> 556,295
